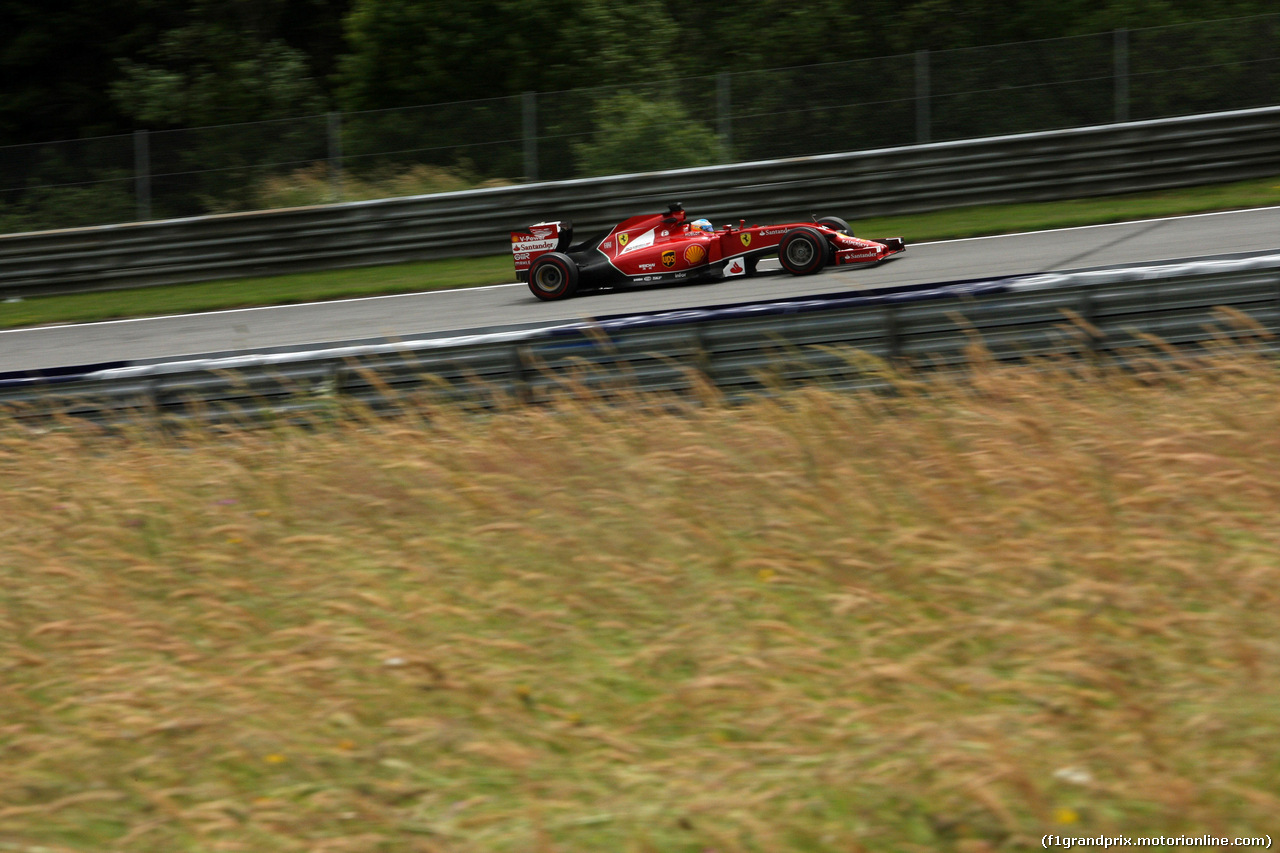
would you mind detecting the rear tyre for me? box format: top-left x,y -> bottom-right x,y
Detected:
815,216 -> 853,236
528,252 -> 580,301
778,227 -> 828,276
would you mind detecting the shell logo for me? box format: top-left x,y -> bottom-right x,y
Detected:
684,244 -> 706,264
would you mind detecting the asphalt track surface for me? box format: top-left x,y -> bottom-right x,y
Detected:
2,206 -> 1279,374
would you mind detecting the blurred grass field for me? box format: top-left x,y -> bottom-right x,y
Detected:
2,348 -> 1279,851
3,173 -> 1280,330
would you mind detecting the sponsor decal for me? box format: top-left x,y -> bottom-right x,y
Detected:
661,230 -> 669,237
661,250 -> 676,268
639,263 -> 656,271
618,233 -> 630,248
725,258 -> 746,277
602,241 -> 612,249
684,244 -> 706,264
510,238 -> 557,253
674,273 -> 687,279
618,228 -> 655,255
739,233 -> 752,248
530,228 -> 553,239
760,228 -> 788,236
513,253 -> 530,262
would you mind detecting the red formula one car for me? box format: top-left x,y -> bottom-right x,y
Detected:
511,202 -> 905,301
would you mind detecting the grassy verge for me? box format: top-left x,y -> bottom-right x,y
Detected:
3,174 -> 1280,331
853,172 -> 1280,240
2,352 -> 1279,850
0,255 -> 516,331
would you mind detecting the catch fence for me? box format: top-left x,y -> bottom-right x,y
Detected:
2,14 -> 1279,233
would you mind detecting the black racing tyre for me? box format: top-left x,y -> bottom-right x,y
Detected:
815,216 -> 853,236
528,252 -> 580,301
778,227 -> 829,276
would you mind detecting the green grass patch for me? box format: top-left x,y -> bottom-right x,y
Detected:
4,174 -> 1280,330
2,352 -> 1279,850
0,255 -> 515,330
852,172 -> 1280,240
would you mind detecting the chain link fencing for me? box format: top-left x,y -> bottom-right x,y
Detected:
2,14 -> 1278,234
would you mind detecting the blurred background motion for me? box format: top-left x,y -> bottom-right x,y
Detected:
1,4 -> 1278,233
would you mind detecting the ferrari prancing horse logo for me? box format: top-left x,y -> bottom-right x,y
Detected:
617,233 -> 629,248
661,250 -> 676,268
740,233 -> 752,247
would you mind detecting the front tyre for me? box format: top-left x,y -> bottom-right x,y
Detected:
528,252 -> 580,301
778,227 -> 829,276
815,216 -> 853,236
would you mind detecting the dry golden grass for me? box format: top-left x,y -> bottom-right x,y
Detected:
2,352 -> 1279,852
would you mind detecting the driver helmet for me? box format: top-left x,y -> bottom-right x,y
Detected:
690,218 -> 713,233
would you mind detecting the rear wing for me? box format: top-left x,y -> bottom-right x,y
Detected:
510,220 -> 570,281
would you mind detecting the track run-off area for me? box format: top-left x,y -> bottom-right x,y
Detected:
2,206 -> 1279,374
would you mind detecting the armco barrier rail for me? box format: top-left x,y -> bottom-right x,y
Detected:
3,106 -> 1280,298
3,254 -> 1278,425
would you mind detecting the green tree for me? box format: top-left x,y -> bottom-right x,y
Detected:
109,0 -> 328,127
664,0 -> 872,72
0,0 -> 350,145
102,0 -> 340,217
336,0 -> 679,110
0,0 -> 170,143
664,0 -> 1278,72
573,98 -> 724,176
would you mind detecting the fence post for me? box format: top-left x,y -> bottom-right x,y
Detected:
915,50 -> 931,144
1114,28 -> 1130,123
511,344 -> 531,405
133,129 -> 151,221
328,112 -> 343,201
522,92 -> 538,183
885,307 -> 902,360
1078,291 -> 1105,354
717,72 -> 732,160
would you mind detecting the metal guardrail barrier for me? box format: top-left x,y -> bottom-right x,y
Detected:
2,106 -> 1280,298
3,254 -> 1277,425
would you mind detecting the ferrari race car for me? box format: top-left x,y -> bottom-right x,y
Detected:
512,202 -> 905,301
